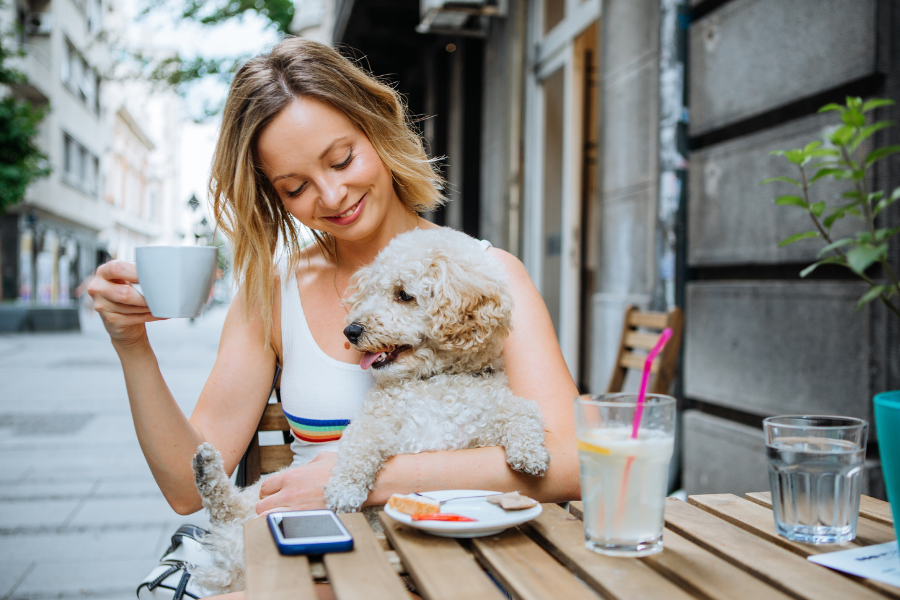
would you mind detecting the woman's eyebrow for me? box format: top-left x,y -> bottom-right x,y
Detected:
318,136 -> 351,160
271,136 -> 351,183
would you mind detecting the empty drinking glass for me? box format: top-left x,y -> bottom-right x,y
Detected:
764,415 -> 867,544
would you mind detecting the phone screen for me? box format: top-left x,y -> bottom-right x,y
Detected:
278,514 -> 345,539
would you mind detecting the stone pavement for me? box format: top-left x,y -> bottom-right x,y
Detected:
0,304 -> 230,599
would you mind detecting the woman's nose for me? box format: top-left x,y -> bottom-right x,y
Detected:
318,178 -> 346,210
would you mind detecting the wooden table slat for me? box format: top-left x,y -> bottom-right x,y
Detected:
521,503 -> 695,600
664,498 -> 886,600
644,528 -> 796,600
690,494 -> 900,600
379,512 -> 506,600
572,500 -> 795,600
746,491 -> 896,529
324,512 -> 411,600
470,526 -> 601,600
244,517 -> 318,600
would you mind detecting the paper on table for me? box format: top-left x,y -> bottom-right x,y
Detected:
808,542 -> 900,588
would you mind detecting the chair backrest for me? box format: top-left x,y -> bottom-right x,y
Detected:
239,368 -> 293,487
606,305 -> 684,395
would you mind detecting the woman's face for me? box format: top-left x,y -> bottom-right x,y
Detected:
256,97 -> 403,243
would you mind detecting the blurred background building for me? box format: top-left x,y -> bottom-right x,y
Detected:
332,0 -> 899,499
0,0 -> 190,331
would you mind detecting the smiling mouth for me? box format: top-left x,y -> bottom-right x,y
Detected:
324,195 -> 365,224
332,202 -> 358,219
360,345 -> 411,370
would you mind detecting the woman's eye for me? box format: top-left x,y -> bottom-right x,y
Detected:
397,289 -> 415,302
286,183 -> 306,198
334,150 -> 354,170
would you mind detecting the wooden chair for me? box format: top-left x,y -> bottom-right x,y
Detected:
236,366 -> 294,487
606,305 -> 684,395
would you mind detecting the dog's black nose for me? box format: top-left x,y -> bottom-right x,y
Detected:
343,323 -> 364,344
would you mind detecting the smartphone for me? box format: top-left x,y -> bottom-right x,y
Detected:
266,510 -> 354,556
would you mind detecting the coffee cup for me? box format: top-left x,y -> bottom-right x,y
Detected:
134,246 -> 218,318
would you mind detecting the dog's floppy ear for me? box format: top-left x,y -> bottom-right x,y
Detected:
426,250 -> 512,351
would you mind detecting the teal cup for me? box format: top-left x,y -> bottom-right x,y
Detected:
874,390 -> 900,543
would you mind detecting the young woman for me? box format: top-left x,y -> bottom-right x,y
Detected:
89,37 -> 580,598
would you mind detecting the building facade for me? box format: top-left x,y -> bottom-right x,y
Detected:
0,0 -> 186,329
1,0 -> 112,309
333,0 -> 899,498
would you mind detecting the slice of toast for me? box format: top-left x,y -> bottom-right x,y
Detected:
387,493 -> 441,516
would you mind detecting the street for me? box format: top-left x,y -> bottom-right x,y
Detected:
0,304 -> 228,599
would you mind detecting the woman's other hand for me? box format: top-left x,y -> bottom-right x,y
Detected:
87,259 -> 164,347
256,452 -> 336,514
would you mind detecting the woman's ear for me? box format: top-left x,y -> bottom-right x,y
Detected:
427,253 -> 512,351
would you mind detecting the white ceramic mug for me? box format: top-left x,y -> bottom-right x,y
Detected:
134,246 -> 218,318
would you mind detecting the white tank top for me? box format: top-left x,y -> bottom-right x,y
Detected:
279,237 -> 492,467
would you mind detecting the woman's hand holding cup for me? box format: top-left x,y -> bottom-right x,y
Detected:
88,259 -> 164,347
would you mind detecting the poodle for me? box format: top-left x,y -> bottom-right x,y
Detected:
190,227 -> 550,594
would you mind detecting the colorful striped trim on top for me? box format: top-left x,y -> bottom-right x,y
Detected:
282,407 -> 350,444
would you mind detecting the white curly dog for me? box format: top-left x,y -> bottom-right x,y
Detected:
189,228 -> 550,594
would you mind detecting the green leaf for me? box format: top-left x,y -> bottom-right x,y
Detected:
778,231 -> 820,248
809,168 -> 845,184
830,126 -> 854,146
785,149 -> 806,165
810,202 -> 826,217
846,244 -> 888,274
842,109 -> 866,128
817,237 -> 855,257
851,121 -> 895,151
760,176 -> 801,187
865,145 -> 900,167
774,195 -> 808,208
857,286 -> 889,310
863,98 -> 895,112
842,190 -> 863,201
823,201 -> 863,229
874,226 -> 900,243
892,187 -> 900,200
819,103 -> 844,113
804,141 -> 823,153
800,257 -> 844,277
874,195 -> 900,217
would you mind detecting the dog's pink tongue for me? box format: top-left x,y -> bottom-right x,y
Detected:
360,351 -> 384,371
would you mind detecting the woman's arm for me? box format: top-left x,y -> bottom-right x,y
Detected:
89,260 -> 278,514
255,249 -> 580,513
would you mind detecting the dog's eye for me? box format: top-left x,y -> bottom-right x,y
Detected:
396,289 -> 415,303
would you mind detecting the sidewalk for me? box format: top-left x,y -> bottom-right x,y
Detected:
0,304 -> 229,599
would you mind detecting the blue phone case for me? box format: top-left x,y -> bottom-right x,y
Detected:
267,510 -> 354,556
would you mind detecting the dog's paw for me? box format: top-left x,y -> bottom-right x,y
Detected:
324,482 -> 367,514
193,443 -> 222,486
506,445 -> 551,477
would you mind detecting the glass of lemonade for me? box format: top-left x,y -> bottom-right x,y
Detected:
764,415 -> 867,544
575,394 -> 675,557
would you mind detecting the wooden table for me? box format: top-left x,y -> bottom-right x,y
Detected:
244,492 -> 897,600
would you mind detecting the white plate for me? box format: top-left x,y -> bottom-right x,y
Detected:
383,490 -> 543,538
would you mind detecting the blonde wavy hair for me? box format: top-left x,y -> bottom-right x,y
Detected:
210,37 -> 445,344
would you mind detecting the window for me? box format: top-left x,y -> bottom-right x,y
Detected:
62,39 -> 100,114
62,133 -> 100,198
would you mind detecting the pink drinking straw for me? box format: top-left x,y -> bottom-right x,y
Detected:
631,327 -> 673,439
615,327 -> 673,532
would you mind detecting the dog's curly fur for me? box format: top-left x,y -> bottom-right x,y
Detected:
191,228 -> 550,594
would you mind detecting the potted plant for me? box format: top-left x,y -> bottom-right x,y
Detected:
762,96 -> 899,317
763,96 -> 899,535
